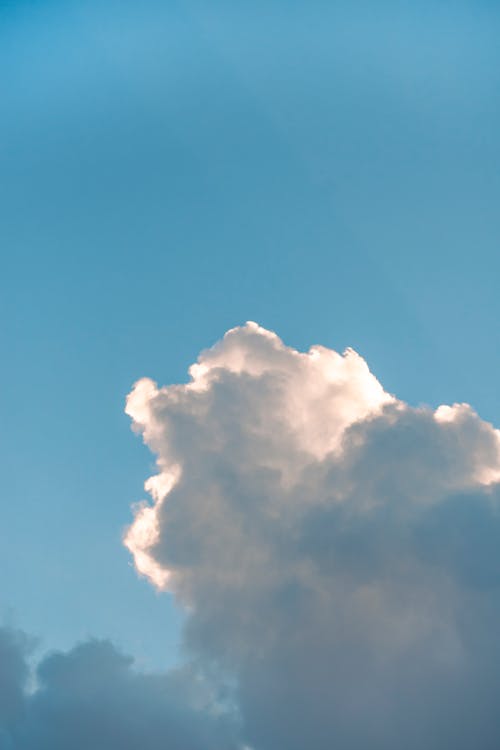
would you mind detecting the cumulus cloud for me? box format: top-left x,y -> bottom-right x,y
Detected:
126,322 -> 500,750
0,629 -> 238,750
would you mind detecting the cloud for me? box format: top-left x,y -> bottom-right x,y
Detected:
125,322 -> 500,750
0,630 -> 29,748
0,629 -> 239,750
3,324 -> 500,749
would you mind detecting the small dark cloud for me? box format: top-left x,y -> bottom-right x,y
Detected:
0,630 -> 239,750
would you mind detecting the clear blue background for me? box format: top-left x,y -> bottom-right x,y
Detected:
1,0 -> 499,668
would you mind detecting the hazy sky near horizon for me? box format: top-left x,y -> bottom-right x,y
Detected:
1,0 -> 500,677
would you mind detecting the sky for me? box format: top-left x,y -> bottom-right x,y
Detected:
1,0 -> 500,747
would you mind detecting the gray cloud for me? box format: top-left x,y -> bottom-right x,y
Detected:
0,630 -> 239,750
0,630 -> 29,748
125,323 -> 500,750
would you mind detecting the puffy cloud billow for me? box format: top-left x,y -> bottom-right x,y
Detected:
125,323 -> 500,750
0,629 -> 238,750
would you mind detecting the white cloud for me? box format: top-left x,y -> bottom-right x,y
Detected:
125,323 -> 500,750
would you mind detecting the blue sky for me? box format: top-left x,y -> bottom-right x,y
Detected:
1,0 -> 500,674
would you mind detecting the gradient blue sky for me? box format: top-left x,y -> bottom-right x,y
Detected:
1,0 -> 499,669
